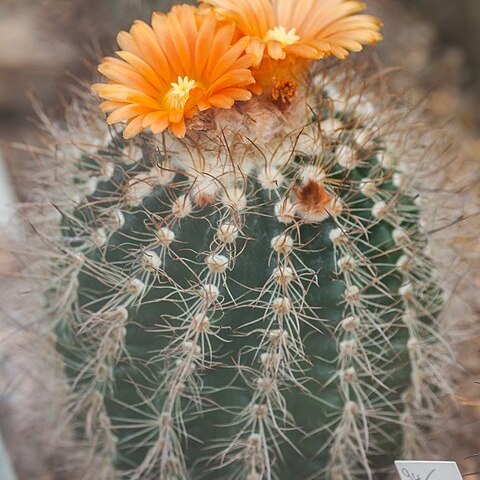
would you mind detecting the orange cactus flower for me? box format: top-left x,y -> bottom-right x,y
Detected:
92,5 -> 257,139
200,0 -> 383,67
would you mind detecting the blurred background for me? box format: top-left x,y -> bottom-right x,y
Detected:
0,0 -> 479,478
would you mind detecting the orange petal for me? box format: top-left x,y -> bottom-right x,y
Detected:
246,38 -> 266,67
142,111 -> 169,128
107,104 -> 151,124
116,31 -> 142,58
123,116 -> 145,139
166,7 -> 193,74
207,69 -> 255,95
204,22 -> 236,81
266,40 -> 286,60
98,100 -> 127,113
93,84 -> 161,110
98,62 -> 159,98
152,12 -> 185,77
329,45 -> 349,59
145,112 -> 170,133
208,94 -> 235,108
150,121 -> 169,134
285,43 -> 321,59
116,51 -> 167,89
217,87 -> 253,101
174,5 -> 198,56
197,100 -> 211,111
130,21 -> 172,79
194,10 -> 217,77
169,110 -> 185,124
209,36 -> 252,81
170,119 -> 187,138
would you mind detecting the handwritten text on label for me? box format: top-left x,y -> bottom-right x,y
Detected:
394,461 -> 463,480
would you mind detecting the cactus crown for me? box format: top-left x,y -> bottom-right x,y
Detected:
24,2 -> 455,480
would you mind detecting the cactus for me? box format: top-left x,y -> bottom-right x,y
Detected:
31,2 -> 453,479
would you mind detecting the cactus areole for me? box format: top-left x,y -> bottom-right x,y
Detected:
47,2 -> 447,479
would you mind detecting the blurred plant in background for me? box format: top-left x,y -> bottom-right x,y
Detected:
403,0 -> 480,98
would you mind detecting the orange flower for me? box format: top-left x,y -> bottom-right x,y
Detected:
92,5 -> 257,139
200,0 -> 383,67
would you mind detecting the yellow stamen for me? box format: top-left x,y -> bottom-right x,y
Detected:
164,76 -> 197,111
264,26 -> 300,48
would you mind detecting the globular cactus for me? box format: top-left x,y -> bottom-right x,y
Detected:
32,2 -> 453,479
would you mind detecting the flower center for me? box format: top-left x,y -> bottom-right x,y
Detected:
165,76 -> 197,111
264,26 -> 300,48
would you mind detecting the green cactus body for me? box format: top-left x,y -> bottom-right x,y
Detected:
48,70 -> 445,480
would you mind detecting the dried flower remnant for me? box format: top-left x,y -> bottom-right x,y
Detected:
272,79 -> 298,104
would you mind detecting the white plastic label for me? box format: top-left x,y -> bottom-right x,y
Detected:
395,461 -> 463,480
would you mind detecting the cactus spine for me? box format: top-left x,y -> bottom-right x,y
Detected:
29,3 -> 452,480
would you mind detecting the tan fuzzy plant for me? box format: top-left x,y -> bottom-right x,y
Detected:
3,1 -> 476,480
